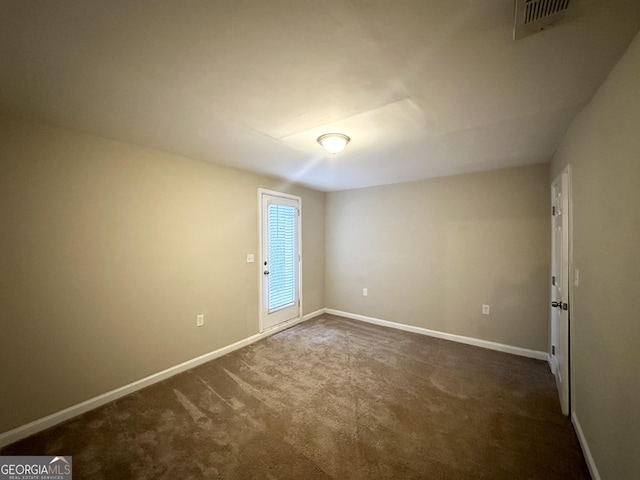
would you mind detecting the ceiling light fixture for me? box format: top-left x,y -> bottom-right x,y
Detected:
317,133 -> 350,154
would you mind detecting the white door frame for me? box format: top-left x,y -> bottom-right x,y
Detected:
550,165 -> 573,415
258,188 -> 302,332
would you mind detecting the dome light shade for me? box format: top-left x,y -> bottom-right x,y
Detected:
317,133 -> 350,154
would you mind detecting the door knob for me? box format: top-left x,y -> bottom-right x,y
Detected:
263,270 -> 269,275
551,301 -> 561,308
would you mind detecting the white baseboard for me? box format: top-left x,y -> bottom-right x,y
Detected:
325,309 -> 548,361
572,412 -> 601,480
0,307 -> 549,447
0,309 -> 323,449
326,310 -> 600,475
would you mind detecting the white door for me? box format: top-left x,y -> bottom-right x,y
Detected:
551,168 -> 570,415
259,189 -> 301,331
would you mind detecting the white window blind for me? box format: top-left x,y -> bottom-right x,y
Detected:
267,203 -> 297,312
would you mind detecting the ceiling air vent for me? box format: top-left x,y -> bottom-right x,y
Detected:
514,0 -> 572,40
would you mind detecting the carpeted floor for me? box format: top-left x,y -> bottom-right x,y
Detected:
2,315 -> 590,479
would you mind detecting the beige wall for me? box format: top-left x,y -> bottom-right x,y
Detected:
325,164 -> 550,352
0,115 -> 325,434
550,31 -> 640,480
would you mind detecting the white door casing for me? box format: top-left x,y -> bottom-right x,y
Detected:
550,167 -> 571,415
258,189 -> 302,332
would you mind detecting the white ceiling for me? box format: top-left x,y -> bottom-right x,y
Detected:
1,0 -> 639,191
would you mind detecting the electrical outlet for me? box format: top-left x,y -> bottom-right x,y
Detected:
482,304 -> 490,315
363,288 -> 368,296
246,254 -> 254,263
196,314 -> 204,327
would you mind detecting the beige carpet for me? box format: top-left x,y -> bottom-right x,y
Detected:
1,315 -> 590,479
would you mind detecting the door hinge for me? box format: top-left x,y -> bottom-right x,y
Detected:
552,345 -> 556,355
552,276 -> 556,286
552,206 -> 556,216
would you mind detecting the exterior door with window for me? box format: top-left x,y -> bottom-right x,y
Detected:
259,189 -> 301,331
